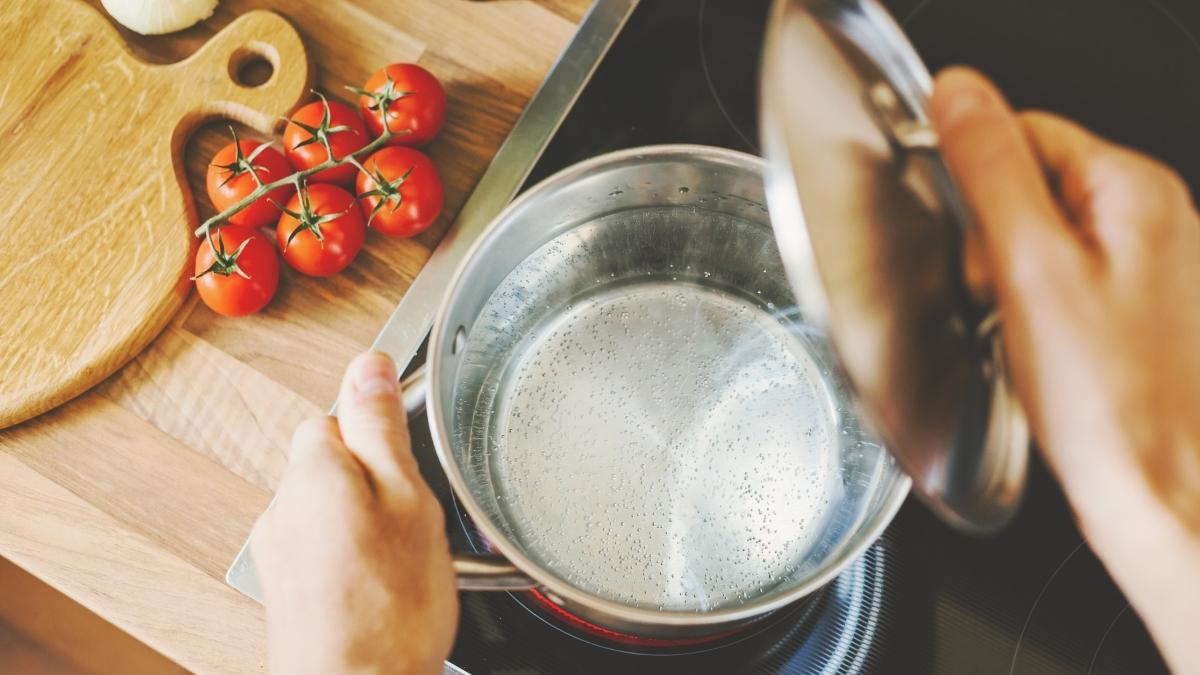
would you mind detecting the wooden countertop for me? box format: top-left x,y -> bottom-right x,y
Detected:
0,0 -> 590,671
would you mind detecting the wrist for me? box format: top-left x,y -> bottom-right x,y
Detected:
1064,443 -> 1200,675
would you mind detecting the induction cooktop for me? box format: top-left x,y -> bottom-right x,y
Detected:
229,0 -> 1200,671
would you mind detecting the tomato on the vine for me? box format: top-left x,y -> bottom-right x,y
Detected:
283,94 -> 368,185
355,146 -> 443,238
193,226 -> 280,317
276,182 -> 365,277
351,64 -> 445,146
205,129 -> 294,228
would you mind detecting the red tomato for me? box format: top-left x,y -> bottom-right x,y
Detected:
355,147 -> 443,238
193,226 -> 279,317
276,183 -> 365,276
354,64 -> 446,146
205,135 -> 294,228
282,96 -> 368,185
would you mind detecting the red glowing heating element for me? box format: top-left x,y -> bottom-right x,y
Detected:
475,531 -> 747,647
526,590 -> 745,648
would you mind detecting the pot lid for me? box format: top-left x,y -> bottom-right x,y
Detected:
759,0 -> 1028,532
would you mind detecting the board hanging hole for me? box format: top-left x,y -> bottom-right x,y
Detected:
228,45 -> 275,88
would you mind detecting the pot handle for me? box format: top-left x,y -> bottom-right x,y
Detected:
401,363 -> 431,417
399,366 -> 538,592
453,554 -> 538,591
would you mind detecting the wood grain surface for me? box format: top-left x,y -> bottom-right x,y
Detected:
0,0 -> 590,671
0,556 -> 185,674
0,1 -> 311,429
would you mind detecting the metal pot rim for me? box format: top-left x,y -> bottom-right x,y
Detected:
427,143 -> 912,628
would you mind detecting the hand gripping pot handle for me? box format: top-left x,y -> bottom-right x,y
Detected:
401,365 -> 537,592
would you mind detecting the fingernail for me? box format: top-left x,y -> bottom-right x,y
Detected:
350,352 -> 398,397
933,71 -> 991,130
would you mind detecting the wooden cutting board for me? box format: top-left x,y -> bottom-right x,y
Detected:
0,1 -> 310,428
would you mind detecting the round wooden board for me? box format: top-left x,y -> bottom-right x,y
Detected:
0,1 -> 310,428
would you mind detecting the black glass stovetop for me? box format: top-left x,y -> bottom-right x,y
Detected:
411,0 -> 1200,672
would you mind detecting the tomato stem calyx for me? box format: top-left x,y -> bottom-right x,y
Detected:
214,125 -> 275,189
287,91 -> 357,159
346,75 -> 415,121
192,229 -> 254,280
277,179 -> 352,250
350,155 -> 415,227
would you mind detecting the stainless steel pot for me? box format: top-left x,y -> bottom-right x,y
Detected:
403,145 -> 910,639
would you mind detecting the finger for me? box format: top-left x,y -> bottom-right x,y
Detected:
1017,111 -> 1105,222
335,351 -> 418,500
1022,111 -> 1194,255
248,513 -> 278,573
288,416 -> 349,470
256,416 -> 367,567
931,67 -> 1086,294
961,224 -> 993,303
282,416 -> 369,496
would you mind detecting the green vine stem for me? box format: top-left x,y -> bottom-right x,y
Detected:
193,93 -> 409,239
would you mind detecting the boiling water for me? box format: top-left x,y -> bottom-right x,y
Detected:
448,206 -> 867,613
486,280 -> 841,611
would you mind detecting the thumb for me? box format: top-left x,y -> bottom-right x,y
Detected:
335,351 -> 418,498
931,67 -> 1084,295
